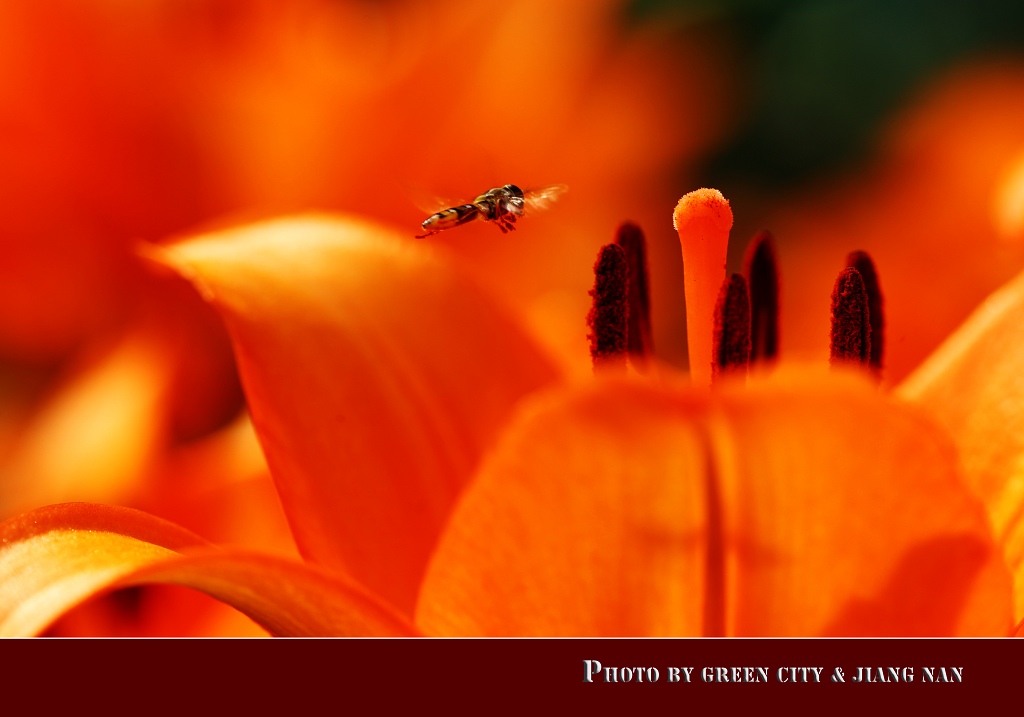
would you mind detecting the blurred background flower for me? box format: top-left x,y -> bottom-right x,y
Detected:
4,0 -> 1024,634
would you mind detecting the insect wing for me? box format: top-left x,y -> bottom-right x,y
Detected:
402,181 -> 470,216
522,184 -> 568,214
414,194 -> 468,216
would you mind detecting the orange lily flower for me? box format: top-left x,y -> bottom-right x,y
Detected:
3,3 -> 1023,638
0,213 -> 1015,636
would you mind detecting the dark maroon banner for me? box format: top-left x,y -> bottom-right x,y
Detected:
2,638 -> 1018,710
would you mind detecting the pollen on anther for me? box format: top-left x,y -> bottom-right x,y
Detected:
587,244 -> 629,373
615,222 -> 653,368
712,273 -> 751,382
743,231 -> 779,363
845,251 -> 883,375
830,267 -> 871,367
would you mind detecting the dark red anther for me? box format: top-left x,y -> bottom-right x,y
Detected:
743,230 -> 779,363
587,244 -> 629,373
712,273 -> 751,382
845,251 -> 883,376
829,267 -> 871,367
615,222 -> 654,370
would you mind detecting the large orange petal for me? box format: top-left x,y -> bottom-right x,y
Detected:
0,503 -> 416,637
419,378 -> 710,636
720,372 -> 1008,636
152,214 -> 561,615
417,373 -> 1010,636
898,266 -> 1024,619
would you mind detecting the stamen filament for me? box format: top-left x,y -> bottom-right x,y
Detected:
712,273 -> 751,382
674,189 -> 732,387
587,244 -> 629,374
743,230 -> 779,363
615,222 -> 654,371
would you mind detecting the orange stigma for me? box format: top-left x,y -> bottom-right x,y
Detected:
673,188 -> 733,387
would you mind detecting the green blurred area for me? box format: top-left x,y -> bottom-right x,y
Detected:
626,0 -> 1024,187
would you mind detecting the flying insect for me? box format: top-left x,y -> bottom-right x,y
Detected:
416,183 -> 567,238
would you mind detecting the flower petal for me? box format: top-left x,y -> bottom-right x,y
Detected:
150,215 -> 561,614
419,379 -> 710,636
898,266 -> 1024,620
129,552 -> 417,638
0,503 -> 417,636
417,373 -> 1010,636
721,373 -> 1009,636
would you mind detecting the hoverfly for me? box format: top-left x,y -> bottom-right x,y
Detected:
415,183 -> 567,238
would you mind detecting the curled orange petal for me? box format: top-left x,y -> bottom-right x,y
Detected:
0,503 -> 416,637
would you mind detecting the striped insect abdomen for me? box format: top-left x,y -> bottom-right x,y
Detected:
421,204 -> 480,233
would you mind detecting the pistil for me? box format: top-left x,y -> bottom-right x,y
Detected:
674,189 -> 733,387
587,244 -> 629,374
